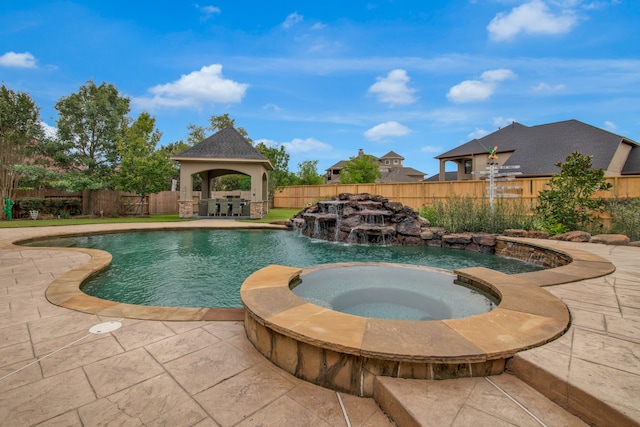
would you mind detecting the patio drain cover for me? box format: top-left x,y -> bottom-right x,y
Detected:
89,321 -> 122,334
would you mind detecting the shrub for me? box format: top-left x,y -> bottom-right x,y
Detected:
419,196 -> 534,234
605,198 -> 640,241
17,197 -> 82,218
17,198 -> 46,217
534,151 -> 611,234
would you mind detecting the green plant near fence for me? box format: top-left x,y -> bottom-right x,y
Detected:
419,196 -> 535,234
17,198 -> 82,218
606,198 -> 640,241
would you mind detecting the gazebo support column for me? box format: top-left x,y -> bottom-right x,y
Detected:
250,201 -> 268,219
178,200 -> 194,218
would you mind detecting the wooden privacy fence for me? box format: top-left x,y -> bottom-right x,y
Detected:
273,176 -> 640,210
13,189 -> 181,215
11,176 -> 639,215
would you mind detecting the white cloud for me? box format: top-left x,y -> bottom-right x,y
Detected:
40,121 -> 57,139
532,82 -> 566,93
280,137 -> 333,154
493,117 -> 517,128
487,0 -> 578,41
282,12 -> 303,28
133,64 -> 248,109
368,69 -> 417,106
468,128 -> 489,139
196,4 -> 221,18
0,51 -> 36,68
364,121 -> 411,141
310,22 -> 326,30
447,80 -> 494,103
481,69 -> 516,82
603,120 -> 617,132
447,68 -> 516,103
262,103 -> 281,112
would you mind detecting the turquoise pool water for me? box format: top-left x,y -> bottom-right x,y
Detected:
30,229 -> 542,308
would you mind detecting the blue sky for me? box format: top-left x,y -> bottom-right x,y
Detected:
1,0 -> 638,177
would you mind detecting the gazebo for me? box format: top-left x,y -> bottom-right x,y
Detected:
171,127 -> 273,219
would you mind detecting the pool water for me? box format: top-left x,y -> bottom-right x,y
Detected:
31,229 -> 542,308
292,264 -> 498,321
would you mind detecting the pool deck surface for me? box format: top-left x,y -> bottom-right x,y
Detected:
0,220 -> 638,426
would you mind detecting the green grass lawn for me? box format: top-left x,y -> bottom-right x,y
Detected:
0,208 -> 301,228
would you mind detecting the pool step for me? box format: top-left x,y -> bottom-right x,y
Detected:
373,374 -> 587,427
508,352 -> 638,427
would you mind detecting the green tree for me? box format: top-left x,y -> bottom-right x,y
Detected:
0,84 -> 43,208
206,114 -> 254,191
535,151 -> 612,234
295,160 -> 324,185
215,174 -> 251,191
255,141 -> 295,198
162,123 -> 208,190
207,113 -> 251,141
339,154 -> 381,184
48,80 -> 130,213
113,113 -> 173,214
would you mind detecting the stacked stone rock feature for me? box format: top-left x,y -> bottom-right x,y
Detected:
290,193 -> 637,250
292,193 -> 431,246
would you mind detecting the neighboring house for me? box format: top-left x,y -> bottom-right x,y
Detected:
433,119 -> 640,181
325,149 -> 427,184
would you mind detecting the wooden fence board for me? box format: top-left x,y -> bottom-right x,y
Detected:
11,176 -> 639,215
273,176 -> 640,210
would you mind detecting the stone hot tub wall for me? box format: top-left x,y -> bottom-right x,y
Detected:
241,239 -> 615,397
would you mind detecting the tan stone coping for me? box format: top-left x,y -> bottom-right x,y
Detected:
241,239 -> 615,363
4,222 -> 287,321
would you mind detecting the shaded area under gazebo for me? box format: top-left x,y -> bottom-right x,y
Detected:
171,127 -> 273,219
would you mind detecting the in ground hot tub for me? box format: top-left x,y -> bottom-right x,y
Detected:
240,261 -> 571,396
291,264 -> 498,321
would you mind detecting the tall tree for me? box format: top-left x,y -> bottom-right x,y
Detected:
186,123 -> 207,146
49,80 -> 130,213
162,123 -> 208,190
207,113 -> 250,141
0,84 -> 43,209
114,112 -> 173,214
296,160 -> 324,185
207,114 -> 255,190
339,154 -> 381,184
255,141 -> 295,198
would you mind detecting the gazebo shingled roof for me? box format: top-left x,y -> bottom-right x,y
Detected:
176,127 -> 269,161
172,127 -> 273,219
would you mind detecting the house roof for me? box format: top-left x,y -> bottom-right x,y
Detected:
436,120 -> 639,176
326,160 -> 346,171
622,145 -> 640,174
174,127 -> 268,161
379,167 -> 426,183
425,172 -> 459,182
380,151 -> 404,160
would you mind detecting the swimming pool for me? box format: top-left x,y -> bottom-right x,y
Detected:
30,229 -> 542,308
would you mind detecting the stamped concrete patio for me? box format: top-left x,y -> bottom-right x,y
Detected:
0,221 -> 638,426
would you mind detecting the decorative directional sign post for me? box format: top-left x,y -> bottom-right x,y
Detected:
472,146 -> 523,214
